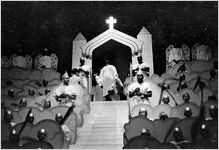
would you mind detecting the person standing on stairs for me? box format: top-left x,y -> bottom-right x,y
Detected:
99,59 -> 123,101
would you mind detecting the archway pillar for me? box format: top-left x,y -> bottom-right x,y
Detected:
72,32 -> 87,69
137,27 -> 154,75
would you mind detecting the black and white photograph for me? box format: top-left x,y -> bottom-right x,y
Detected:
1,1 -> 218,149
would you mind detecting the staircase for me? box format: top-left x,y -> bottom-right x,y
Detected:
70,101 -> 129,149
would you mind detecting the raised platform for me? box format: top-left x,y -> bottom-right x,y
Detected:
70,101 -> 129,149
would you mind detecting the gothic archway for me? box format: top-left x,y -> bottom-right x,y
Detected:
72,17 -> 154,93
92,39 -> 132,85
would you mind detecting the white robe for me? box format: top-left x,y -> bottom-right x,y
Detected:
99,64 -> 118,97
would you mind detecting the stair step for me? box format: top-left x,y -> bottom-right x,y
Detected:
70,144 -> 123,149
82,123 -> 119,128
77,134 -> 123,140
70,101 -> 128,149
77,130 -> 124,136
76,139 -> 123,145
78,127 -> 124,132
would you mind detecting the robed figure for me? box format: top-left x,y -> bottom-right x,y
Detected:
99,60 -> 121,100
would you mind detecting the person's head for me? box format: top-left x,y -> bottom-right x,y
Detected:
159,112 -> 169,120
137,72 -> 144,83
180,81 -> 188,90
9,129 -> 19,142
105,59 -> 110,65
173,127 -> 184,142
141,129 -> 151,136
38,129 -> 47,141
62,71 -> 69,85
80,58 -> 85,66
195,124 -> 210,142
78,67 -> 84,76
209,105 -> 217,119
162,95 -> 170,104
213,60 -> 218,70
132,69 -> 137,77
137,56 -> 143,64
210,69 -> 216,79
139,108 -> 147,117
184,107 -> 192,118
71,68 -> 79,76
182,92 -> 190,103
55,113 -> 63,125
5,110 -> 13,122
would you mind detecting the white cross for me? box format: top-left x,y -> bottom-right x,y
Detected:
106,16 -> 117,29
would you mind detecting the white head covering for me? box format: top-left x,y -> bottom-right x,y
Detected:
82,65 -> 90,72
136,70 -> 144,75
62,71 -> 69,79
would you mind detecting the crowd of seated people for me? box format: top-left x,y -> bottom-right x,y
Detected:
1,43 -> 218,149
122,44 -> 218,149
1,56 -> 91,149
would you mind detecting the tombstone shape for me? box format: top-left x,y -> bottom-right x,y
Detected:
8,54 -> 33,69
192,43 -> 212,61
35,53 -> 58,71
166,44 -> 190,71
1,55 -> 9,68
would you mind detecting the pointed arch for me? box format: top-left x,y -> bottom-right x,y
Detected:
81,29 -> 143,58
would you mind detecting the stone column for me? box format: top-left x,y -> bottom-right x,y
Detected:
72,32 -> 87,69
137,27 -> 154,75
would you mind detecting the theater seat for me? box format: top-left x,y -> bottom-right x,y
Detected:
210,79 -> 218,93
153,118 -> 180,143
1,120 -> 12,143
180,89 -> 200,106
161,90 -> 178,107
124,116 -> 155,143
13,119 -> 66,149
130,104 -> 153,119
153,104 -> 172,120
51,106 -> 78,144
123,133 -> 161,149
171,103 -> 200,119
12,107 -> 54,125
196,88 -> 215,103
203,101 -> 218,119
166,117 -> 198,142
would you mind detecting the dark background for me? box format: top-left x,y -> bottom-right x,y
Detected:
93,39 -> 132,83
1,1 -> 218,75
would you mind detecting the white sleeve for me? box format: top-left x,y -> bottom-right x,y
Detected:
112,66 -> 118,78
127,83 -> 138,93
140,82 -> 151,93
